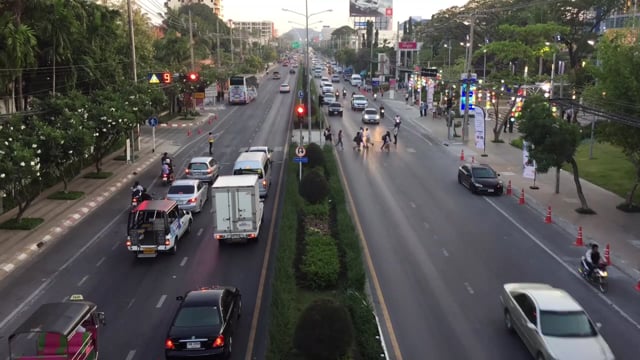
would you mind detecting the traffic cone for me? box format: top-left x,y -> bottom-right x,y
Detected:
187,127 -> 192,137
604,243 -> 611,266
215,114 -> 219,120
208,116 -> 212,125
197,128 -> 202,135
460,149 -> 465,161
506,180 -> 512,196
574,226 -> 584,246
635,280 -> 640,291
544,206 -> 553,223
518,189 -> 525,205
471,156 -> 475,164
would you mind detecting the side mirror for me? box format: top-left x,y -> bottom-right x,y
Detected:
97,312 -> 106,326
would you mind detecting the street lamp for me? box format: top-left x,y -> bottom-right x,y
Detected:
283,4 -> 333,145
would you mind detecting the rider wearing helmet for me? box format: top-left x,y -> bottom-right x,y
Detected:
585,243 -> 601,278
131,181 -> 144,193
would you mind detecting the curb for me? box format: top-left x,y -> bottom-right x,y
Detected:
0,154 -> 160,279
158,114 -> 218,128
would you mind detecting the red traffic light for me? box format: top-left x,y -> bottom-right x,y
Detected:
296,105 -> 305,115
187,72 -> 200,82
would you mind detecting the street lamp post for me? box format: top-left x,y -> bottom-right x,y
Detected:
462,17 -> 476,143
283,4 -> 332,144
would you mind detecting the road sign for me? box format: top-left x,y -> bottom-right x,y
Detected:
292,41 -> 300,49
298,90 -> 304,99
293,157 -> 308,163
372,80 -> 380,86
295,146 -> 306,157
148,117 -> 158,127
147,72 -> 171,84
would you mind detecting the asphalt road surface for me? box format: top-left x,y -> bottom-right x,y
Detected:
328,78 -> 640,360
0,67 -> 296,359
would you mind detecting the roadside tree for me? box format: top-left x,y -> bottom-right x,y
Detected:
519,95 -> 593,213
87,88 -> 130,173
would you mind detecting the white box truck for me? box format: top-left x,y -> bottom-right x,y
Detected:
212,174 -> 264,244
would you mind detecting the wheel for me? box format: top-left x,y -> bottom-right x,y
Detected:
170,242 -> 178,255
504,309 -> 515,332
599,279 -> 608,293
458,174 -> 463,185
186,220 -> 192,234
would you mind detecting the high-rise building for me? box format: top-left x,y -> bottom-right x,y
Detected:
164,0 -> 223,19
231,21 -> 275,44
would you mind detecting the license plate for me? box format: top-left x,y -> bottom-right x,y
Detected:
487,189 -> 494,193
186,341 -> 201,349
142,248 -> 156,254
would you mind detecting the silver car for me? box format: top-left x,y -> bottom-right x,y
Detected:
185,156 -> 219,183
351,94 -> 368,111
501,283 -> 615,360
361,108 -> 380,124
166,179 -> 208,213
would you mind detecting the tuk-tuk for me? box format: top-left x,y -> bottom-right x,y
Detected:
8,295 -> 106,360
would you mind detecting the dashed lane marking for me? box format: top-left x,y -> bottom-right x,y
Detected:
127,298 -> 135,309
424,222 -> 430,229
407,148 -> 416,153
125,350 -> 136,360
156,295 -> 167,308
464,282 -> 475,295
111,242 -> 119,251
197,228 -> 203,236
77,275 -> 89,287
409,202 -> 416,208
17,253 -> 27,261
442,249 -> 449,257
96,257 -> 106,267
180,257 -> 188,267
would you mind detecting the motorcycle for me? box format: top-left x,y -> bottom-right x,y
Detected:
131,189 -> 143,209
578,257 -> 608,293
335,91 -> 340,100
380,106 -> 385,118
161,172 -> 175,186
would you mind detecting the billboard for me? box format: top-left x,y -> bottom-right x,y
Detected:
349,0 -> 393,18
352,16 -> 392,31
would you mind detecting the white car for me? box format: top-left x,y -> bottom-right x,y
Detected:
246,146 -> 272,163
279,83 -> 291,93
500,283 -> 615,360
354,0 -> 379,12
166,179 -> 208,213
351,94 -> 368,110
323,94 -> 336,105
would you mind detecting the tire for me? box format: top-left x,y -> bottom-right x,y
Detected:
599,278 -> 608,293
504,309 -> 515,333
186,220 -> 192,234
170,242 -> 178,255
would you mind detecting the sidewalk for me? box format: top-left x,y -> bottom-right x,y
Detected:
381,97 -> 640,280
0,135 -> 180,282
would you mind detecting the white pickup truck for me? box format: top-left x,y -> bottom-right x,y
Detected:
212,175 -> 264,244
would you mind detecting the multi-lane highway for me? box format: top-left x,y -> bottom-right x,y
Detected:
0,68 -> 296,359
326,77 -> 640,359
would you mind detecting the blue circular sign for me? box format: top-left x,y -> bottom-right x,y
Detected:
148,117 -> 158,127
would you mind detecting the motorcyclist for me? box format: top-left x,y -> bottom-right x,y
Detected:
379,105 -> 385,118
161,152 -> 169,165
394,115 -> 401,128
335,90 -> 340,100
373,93 -> 377,101
343,89 -> 347,98
585,243 -> 602,278
131,181 -> 144,194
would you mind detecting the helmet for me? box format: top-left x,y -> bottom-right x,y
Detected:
164,158 -> 171,164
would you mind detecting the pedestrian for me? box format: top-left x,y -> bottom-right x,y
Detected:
335,129 -> 344,150
405,93 -> 409,104
363,127 -> 371,150
381,131 -> 391,151
353,131 -> 362,151
326,126 -> 333,143
393,125 -> 398,145
207,132 -> 214,155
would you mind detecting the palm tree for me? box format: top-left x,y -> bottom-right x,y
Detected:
1,16 -> 37,112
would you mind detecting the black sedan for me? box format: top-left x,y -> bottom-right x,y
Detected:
165,286 -> 242,359
457,163 -> 504,195
327,102 -> 343,117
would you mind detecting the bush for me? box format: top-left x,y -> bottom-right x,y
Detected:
293,298 -> 354,360
343,291 -> 386,360
510,137 -> 524,149
304,201 -> 330,235
47,191 -> 84,200
300,233 -> 340,290
299,168 -> 329,204
0,217 -> 44,230
306,142 -> 325,169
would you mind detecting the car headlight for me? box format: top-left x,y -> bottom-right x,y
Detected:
473,182 -> 483,188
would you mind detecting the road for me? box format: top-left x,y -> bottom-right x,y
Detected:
0,67 -> 296,359
327,79 -> 640,359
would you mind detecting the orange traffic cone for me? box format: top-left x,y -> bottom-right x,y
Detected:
544,206 -> 553,223
518,189 -> 525,205
506,180 -> 512,196
574,226 -> 584,246
635,280 -> 640,291
604,244 -> 611,266
460,150 -> 465,161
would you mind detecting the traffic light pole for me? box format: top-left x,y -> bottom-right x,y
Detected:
305,0 -> 311,145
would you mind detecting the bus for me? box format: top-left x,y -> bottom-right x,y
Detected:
229,74 -> 258,104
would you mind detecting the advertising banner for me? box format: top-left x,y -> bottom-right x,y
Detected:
474,107 -> 485,151
349,0 -> 392,18
398,41 -> 417,50
522,141 -> 537,179
427,81 -> 435,112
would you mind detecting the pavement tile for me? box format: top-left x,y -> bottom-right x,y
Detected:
381,96 -> 640,279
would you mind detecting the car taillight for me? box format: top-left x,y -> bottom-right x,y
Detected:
188,197 -> 197,203
212,335 -> 224,348
125,240 -> 131,247
165,339 -> 175,349
165,239 -> 170,246
185,169 -> 190,174
162,174 -> 167,179
262,180 -> 267,187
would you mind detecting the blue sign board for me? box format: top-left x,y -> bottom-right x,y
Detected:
298,90 -> 304,99
354,22 -> 367,29
293,157 -> 309,163
372,80 -> 380,86
148,117 -> 158,127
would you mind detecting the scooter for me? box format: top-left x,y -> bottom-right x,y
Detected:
161,172 -> 175,186
380,106 -> 385,118
578,257 -> 609,293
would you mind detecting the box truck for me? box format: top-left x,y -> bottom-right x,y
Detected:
212,175 -> 264,244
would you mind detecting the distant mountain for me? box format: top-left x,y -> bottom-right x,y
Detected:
280,28 -> 321,41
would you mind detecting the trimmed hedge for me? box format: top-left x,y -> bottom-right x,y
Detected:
343,291 -> 387,360
299,168 -> 329,204
300,232 -> 340,290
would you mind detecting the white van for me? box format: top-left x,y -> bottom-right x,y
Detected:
232,152 -> 271,198
350,74 -> 362,87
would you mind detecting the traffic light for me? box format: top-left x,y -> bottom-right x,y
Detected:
296,104 -> 305,119
187,72 -> 200,82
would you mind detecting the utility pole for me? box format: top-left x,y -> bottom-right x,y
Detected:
188,9 -> 195,70
393,21 -> 400,98
305,0 -> 311,144
462,14 -> 476,143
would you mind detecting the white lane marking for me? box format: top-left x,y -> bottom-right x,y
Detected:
27,332 -> 35,339
197,228 -> 203,236
180,257 -> 188,267
111,242 -> 119,250
127,298 -> 135,309
156,294 -> 167,308
406,148 -> 416,153
464,282 -> 475,295
96,257 -> 106,267
71,213 -> 81,220
442,249 -> 449,257
125,350 -> 136,360
17,253 -> 27,261
409,202 -> 416,208
77,275 -> 89,287
484,197 -> 640,330
2,264 -> 15,272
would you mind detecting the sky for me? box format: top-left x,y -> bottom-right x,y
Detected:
141,0 -> 469,35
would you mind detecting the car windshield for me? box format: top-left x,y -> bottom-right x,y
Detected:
173,306 -> 221,327
189,163 -> 208,171
233,168 -> 263,178
471,167 -> 496,179
365,109 -> 377,115
168,185 -> 195,195
540,311 -> 597,337
329,103 -> 341,108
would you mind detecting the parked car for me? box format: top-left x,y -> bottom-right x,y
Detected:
185,156 -> 219,184
166,179 -> 208,213
361,108 -> 380,124
165,286 -> 242,359
457,163 -> 503,195
279,83 -> 291,93
500,283 -> 615,360
327,102 -> 344,117
351,94 -> 368,111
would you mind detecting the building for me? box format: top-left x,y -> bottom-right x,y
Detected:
165,0 -> 223,19
231,21 -> 275,44
320,25 -> 334,41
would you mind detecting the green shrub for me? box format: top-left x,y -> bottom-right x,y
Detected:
47,191 -> 84,200
304,201 -> 329,219
343,291 -> 386,360
304,201 -> 331,236
0,217 -> 44,230
83,171 -> 113,179
510,137 -> 524,149
293,298 -> 354,360
306,142 -> 325,169
299,168 -> 329,204
300,233 -> 340,290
